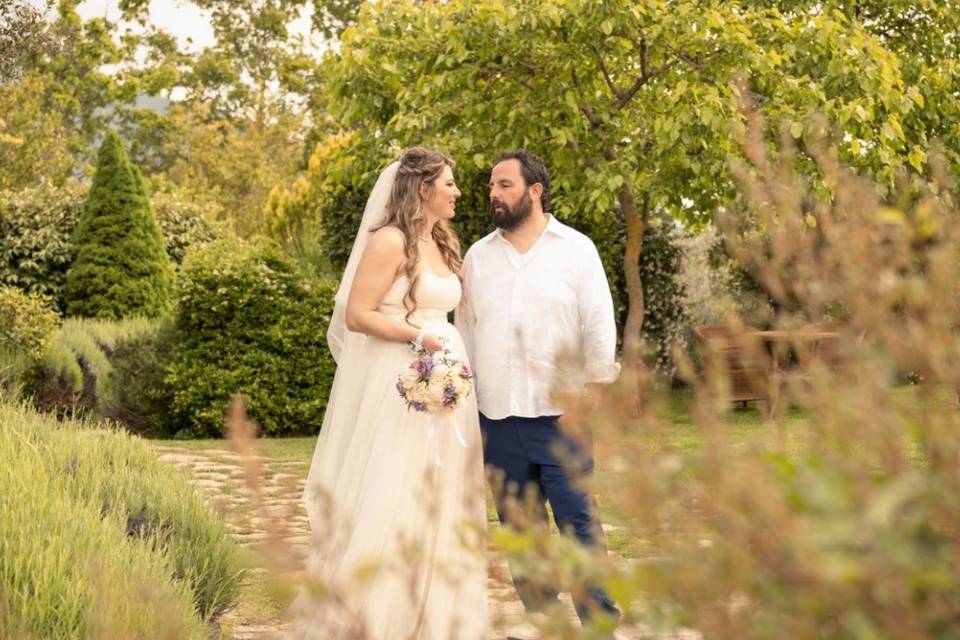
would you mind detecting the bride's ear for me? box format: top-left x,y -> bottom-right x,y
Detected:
419,181 -> 431,202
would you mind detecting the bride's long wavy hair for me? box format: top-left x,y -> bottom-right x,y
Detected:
373,146 -> 463,322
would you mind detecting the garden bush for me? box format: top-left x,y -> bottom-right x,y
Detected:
165,237 -> 337,437
105,318 -> 176,435
0,179 -> 223,316
34,318 -> 156,420
0,181 -> 84,313
0,285 -> 59,395
637,219 -> 689,380
63,131 -> 174,319
0,401 -> 244,637
148,179 -> 221,265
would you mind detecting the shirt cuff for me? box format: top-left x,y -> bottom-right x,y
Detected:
585,361 -> 621,384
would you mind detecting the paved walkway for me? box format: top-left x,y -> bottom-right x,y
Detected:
152,445 -> 678,639
153,445 -> 541,639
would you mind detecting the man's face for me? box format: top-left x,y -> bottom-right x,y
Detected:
489,159 -> 534,231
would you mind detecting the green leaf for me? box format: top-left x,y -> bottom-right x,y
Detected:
907,146 -> 926,172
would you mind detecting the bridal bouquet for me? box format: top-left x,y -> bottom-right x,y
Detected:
396,343 -> 473,414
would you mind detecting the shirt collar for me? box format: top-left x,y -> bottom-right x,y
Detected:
493,214 -> 570,242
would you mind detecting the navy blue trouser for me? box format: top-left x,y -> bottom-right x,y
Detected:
480,413 -> 619,622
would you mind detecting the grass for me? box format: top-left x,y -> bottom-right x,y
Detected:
142,382 -> 949,636
146,386 -> 819,553
0,399 -> 245,639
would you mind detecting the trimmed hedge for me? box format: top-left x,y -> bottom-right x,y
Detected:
0,181 -> 219,314
165,238 -> 337,437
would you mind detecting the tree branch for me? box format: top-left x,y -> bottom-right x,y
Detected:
570,67 -> 604,130
591,44 -> 624,101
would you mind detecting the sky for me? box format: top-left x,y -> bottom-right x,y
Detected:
77,0 -> 217,51
34,0 -> 319,54
29,0 -> 324,102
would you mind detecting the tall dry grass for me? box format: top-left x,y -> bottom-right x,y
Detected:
231,105 -> 959,639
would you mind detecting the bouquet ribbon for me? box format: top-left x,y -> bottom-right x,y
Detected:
426,410 -> 469,467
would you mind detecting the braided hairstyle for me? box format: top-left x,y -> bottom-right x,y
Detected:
373,147 -> 463,322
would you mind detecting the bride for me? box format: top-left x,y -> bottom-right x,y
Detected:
291,147 -> 488,639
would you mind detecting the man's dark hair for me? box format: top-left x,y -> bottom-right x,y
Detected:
494,149 -> 552,213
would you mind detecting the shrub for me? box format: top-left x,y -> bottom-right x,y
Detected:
165,238 -> 337,437
0,285 -> 59,360
104,318 -> 176,435
63,132 -> 175,319
0,181 -> 85,312
0,400 -> 243,637
637,220 -> 689,380
34,318 -> 156,420
149,181 -> 221,265
0,286 -> 59,395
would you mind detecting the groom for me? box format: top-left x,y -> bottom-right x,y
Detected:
456,150 -> 621,633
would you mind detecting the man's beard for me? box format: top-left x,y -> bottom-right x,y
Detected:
490,190 -> 533,231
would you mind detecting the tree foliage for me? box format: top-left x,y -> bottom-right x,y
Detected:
64,132 -> 174,319
325,0 -> 929,362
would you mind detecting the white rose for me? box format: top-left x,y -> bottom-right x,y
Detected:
427,376 -> 448,404
402,368 -> 420,388
411,385 -> 430,404
430,364 -> 449,381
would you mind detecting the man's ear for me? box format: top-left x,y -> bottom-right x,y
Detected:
530,182 -> 544,200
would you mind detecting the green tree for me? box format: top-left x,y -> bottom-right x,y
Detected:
326,0 -> 921,365
309,0 -> 363,41
64,132 -> 174,319
113,0 -> 322,235
23,2 -> 137,163
0,0 -> 51,83
161,100 -> 306,236
776,0 -> 960,177
0,72 -> 76,189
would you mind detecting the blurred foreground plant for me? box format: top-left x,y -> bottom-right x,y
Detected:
525,100 -> 960,639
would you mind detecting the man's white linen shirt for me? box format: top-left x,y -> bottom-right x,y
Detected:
455,215 -> 620,420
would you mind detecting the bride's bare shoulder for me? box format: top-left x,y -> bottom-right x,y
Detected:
366,225 -> 406,255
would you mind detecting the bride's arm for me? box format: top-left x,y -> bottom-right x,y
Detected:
345,226 -> 442,350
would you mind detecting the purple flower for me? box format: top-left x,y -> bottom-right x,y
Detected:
414,356 -> 434,380
396,378 -> 406,398
459,364 -> 472,379
411,400 -> 427,412
442,385 -> 457,406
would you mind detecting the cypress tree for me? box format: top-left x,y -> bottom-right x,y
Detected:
64,132 -> 174,319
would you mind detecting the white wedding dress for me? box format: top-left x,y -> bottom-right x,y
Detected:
292,271 -> 488,640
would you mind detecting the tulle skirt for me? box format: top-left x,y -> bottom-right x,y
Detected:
291,319 -> 488,639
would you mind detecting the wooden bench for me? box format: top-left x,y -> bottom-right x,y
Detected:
693,324 -> 772,408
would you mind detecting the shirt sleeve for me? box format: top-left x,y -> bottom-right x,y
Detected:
454,249 -> 477,367
577,240 -> 621,383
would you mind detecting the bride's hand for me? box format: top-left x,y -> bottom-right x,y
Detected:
422,334 -> 445,353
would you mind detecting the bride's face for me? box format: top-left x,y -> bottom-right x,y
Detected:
420,165 -> 461,221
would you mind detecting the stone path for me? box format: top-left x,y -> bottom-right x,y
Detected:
152,445 -> 671,640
